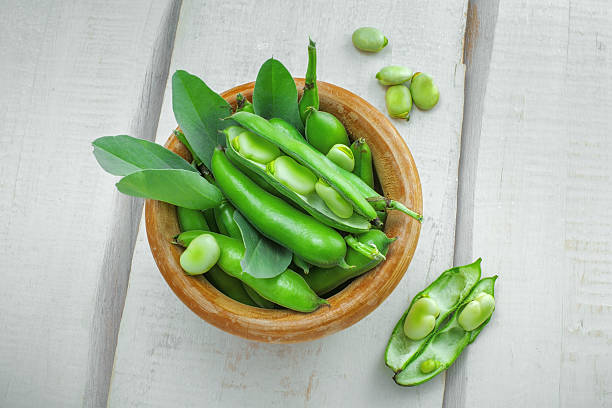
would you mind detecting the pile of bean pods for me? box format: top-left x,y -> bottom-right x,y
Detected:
159,39 -> 423,313
351,27 -> 440,120
385,259 -> 498,386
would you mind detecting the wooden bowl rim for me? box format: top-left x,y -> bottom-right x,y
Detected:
145,79 -> 422,343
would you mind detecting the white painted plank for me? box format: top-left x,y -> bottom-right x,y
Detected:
443,1 -> 500,406
0,1 -> 175,407
448,0 -> 612,406
109,0 -> 467,406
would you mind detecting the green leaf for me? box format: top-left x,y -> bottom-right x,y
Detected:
172,70 -> 233,169
233,211 -> 292,278
92,135 -> 196,176
116,169 -> 222,210
253,58 -> 304,133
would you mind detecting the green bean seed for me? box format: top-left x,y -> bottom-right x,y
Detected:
403,297 -> 440,340
457,293 -> 495,331
179,233 -> 220,275
376,65 -> 414,86
420,359 -> 441,374
326,144 -> 355,172
315,179 -> 353,219
231,130 -> 281,164
410,72 -> 439,110
386,85 -> 413,120
267,155 -> 318,195
352,27 -> 388,53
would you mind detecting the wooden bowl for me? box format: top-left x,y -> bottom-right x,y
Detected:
145,79 -> 422,343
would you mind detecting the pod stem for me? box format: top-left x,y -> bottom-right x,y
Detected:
337,258 -> 355,270
368,197 -> 423,223
345,235 -> 386,261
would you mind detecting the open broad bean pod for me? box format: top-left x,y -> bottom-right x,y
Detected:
385,259 -> 482,373
393,276 -> 498,386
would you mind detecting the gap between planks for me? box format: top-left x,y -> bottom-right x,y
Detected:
81,1 -> 182,407
443,1 -> 500,408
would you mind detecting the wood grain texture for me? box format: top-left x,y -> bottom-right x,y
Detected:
0,1 -> 176,407
110,0 -> 467,406
443,1 -> 500,407
448,0 -> 612,406
147,80 -> 422,343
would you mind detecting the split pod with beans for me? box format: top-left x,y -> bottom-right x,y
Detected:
393,276 -> 497,386
231,111 -> 378,221
175,230 -> 327,312
223,123 -> 372,233
385,259 -> 482,373
329,155 -> 423,222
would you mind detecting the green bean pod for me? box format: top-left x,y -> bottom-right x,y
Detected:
224,126 -> 371,233
176,206 -> 209,232
236,93 -> 255,113
350,138 -> 374,188
270,117 -> 305,141
332,161 -> 423,223
394,276 -> 498,386
206,266 -> 258,306
175,230 -> 327,312
292,255 -> 311,275
298,38 -> 319,123
211,148 -> 349,268
385,259 -> 482,373
230,112 -> 378,221
242,283 -> 276,309
302,230 -> 394,295
213,199 -> 242,240
305,108 -> 350,154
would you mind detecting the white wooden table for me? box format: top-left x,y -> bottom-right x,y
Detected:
1,1 -> 610,407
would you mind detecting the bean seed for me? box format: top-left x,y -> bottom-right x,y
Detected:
179,233 -> 220,275
267,155 -> 317,195
385,85 -> 413,120
410,72 -> 439,110
376,65 -> 413,85
403,297 -> 440,340
458,292 -> 495,331
326,143 -> 355,172
352,27 -> 388,53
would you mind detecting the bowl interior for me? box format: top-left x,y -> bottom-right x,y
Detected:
145,79 -> 422,343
